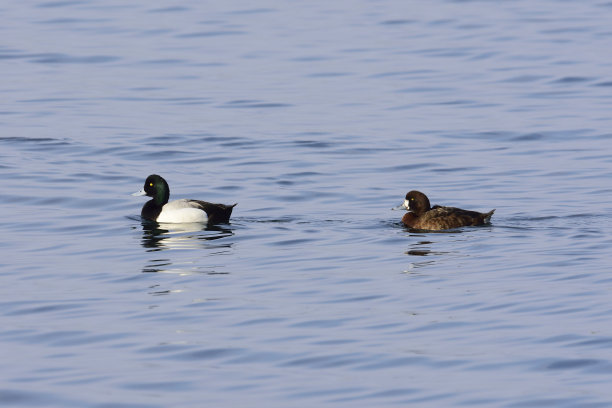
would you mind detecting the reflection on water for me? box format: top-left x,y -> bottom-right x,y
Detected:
406,249 -> 431,256
403,236 -> 468,271
404,239 -> 440,270
142,259 -> 231,275
147,285 -> 184,296
139,221 -> 234,250
138,221 -> 235,274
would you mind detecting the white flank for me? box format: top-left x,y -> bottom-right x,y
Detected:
156,199 -> 208,223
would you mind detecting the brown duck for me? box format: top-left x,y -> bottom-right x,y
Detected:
398,191 -> 494,230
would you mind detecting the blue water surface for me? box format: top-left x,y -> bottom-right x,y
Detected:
1,1 -> 612,407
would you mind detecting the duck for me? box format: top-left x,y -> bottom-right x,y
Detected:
133,174 -> 236,224
397,190 -> 494,230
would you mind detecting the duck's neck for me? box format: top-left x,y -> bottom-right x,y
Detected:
154,194 -> 168,206
153,187 -> 169,206
402,212 -> 418,224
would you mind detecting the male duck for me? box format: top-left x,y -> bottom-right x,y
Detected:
133,174 -> 236,224
398,190 -> 494,230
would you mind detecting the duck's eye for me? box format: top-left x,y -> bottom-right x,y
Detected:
410,197 -> 414,200
149,182 -> 153,187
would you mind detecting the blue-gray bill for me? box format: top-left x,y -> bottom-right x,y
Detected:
392,200 -> 409,211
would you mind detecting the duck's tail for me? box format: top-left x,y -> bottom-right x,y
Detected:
483,209 -> 495,223
198,202 -> 237,224
223,203 -> 237,221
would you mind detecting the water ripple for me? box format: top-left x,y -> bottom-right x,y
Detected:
3,1 -> 612,407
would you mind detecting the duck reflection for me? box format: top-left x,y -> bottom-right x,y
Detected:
403,238 -> 452,270
139,221 -> 234,250
147,284 -> 183,296
405,240 -> 434,256
136,221 -> 235,275
142,256 -> 230,275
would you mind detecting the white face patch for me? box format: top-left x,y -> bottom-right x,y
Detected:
404,199 -> 410,210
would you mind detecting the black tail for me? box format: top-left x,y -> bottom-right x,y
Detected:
198,202 -> 237,224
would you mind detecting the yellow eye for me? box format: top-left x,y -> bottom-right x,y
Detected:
149,182 -> 153,187
410,197 -> 414,200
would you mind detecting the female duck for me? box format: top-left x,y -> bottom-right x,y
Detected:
398,190 -> 494,230
133,174 -> 236,224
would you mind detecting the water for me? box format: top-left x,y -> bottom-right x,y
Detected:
2,1 -> 612,406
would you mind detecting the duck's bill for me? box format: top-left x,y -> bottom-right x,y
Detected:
132,190 -> 146,197
392,202 -> 408,211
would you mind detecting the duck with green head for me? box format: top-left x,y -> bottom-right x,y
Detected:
133,174 -> 236,224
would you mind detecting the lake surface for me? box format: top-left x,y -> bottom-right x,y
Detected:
2,1 -> 612,407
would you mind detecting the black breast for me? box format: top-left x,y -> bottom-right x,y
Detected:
141,200 -> 163,221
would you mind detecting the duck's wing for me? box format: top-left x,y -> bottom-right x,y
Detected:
190,200 -> 237,224
163,199 -> 203,210
421,206 -> 492,229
